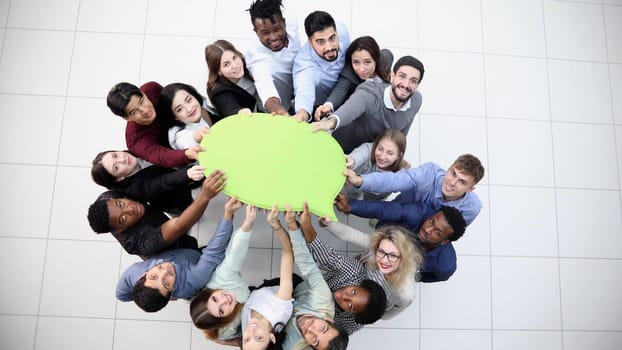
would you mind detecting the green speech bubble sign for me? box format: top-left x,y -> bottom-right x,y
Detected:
198,113 -> 345,221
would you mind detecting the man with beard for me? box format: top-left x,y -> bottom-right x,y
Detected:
312,55 -> 424,153
292,10 -> 350,122
245,0 -> 302,116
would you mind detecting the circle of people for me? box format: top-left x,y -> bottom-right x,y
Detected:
86,1 -> 485,349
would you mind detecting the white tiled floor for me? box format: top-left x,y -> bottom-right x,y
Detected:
0,0 -> 621,349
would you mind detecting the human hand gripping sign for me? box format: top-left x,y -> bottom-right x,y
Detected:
198,113 -> 345,220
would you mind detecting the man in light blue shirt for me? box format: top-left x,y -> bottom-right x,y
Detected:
115,197 -> 241,312
344,154 -> 485,225
292,10 -> 349,122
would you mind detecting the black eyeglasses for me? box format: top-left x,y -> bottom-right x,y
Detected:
375,249 -> 401,262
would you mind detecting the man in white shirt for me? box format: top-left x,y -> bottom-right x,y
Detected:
246,0 -> 301,116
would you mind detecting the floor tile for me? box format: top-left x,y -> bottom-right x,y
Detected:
34,316 -> 114,350
77,0 -> 148,33
418,115 -> 488,177
58,97 -> 126,167
49,166 -> 121,241
0,0 -> 9,26
611,64 -> 622,125
191,326 -> 232,349
0,238 -> 47,314
351,0 -> 418,48
0,164 -> 55,239
559,258 -> 622,330
421,330 -> 492,350
563,331 -> 622,350
39,240 -> 120,318
556,189 -> 622,258
241,247 -> 274,287
214,0 -> 264,40
7,0 -> 79,30
0,29 -> 74,95
453,184 -> 491,256
367,289 -> 420,328
491,257 -> 561,329
544,0 -> 608,61
0,315 -> 36,350
487,119 -> 554,187
146,0 -> 215,36
482,0 -> 546,57
489,186 -> 558,256
616,126 -> 622,187
604,5 -> 622,63
485,55 -> 550,120
0,94 -> 64,165
114,319 -> 192,349
68,32 -> 144,98
418,51 -> 486,117
493,330 -> 562,350
418,0 -> 483,53
548,60 -> 613,123
140,35 -> 214,94
351,328 -> 420,349
420,256 -> 491,329
552,122 -> 619,190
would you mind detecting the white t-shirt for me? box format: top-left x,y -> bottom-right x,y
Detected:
241,286 -> 294,334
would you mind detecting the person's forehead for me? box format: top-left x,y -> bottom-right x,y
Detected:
395,65 -> 420,78
311,27 -> 337,41
451,166 -> 475,182
379,238 -> 398,250
434,212 -> 453,231
255,15 -> 284,27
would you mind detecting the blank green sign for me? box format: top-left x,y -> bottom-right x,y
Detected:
198,113 -> 345,220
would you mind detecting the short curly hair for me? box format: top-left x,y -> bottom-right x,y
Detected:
132,274 -> 170,312
353,279 -> 387,325
439,205 -> 467,241
86,191 -> 126,234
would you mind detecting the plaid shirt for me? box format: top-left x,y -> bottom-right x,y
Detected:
307,238 -> 399,334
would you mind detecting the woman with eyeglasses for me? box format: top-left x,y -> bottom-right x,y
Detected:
318,219 -> 423,319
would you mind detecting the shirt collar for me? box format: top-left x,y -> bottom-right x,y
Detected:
383,86 -> 411,111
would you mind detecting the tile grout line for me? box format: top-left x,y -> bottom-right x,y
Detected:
540,0 -> 566,348
476,0 -> 495,346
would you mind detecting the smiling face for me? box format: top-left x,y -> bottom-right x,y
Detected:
351,49 -> 376,80
144,262 -> 176,296
374,137 -> 401,170
442,166 -> 476,200
390,65 -> 421,104
206,289 -> 238,318
417,211 -> 454,248
253,15 -> 288,52
296,315 -> 338,350
332,285 -> 370,315
101,151 -> 140,181
106,198 -> 145,232
242,314 -> 275,350
375,238 -> 401,275
171,90 -> 202,124
309,26 -> 339,62
125,93 -> 156,126
219,50 -> 245,82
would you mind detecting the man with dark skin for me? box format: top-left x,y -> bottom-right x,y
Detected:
246,0 -> 301,116
334,194 -> 467,282
87,170 -> 226,258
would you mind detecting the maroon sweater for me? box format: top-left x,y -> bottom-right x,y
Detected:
125,81 -> 190,168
